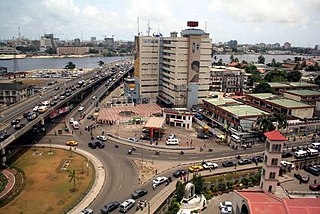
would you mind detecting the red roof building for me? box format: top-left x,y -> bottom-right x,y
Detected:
234,190 -> 320,214
264,130 -> 288,141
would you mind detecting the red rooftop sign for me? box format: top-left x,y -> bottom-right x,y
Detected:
187,21 -> 198,27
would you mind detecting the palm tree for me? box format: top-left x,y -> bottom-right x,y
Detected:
69,169 -> 79,191
256,114 -> 275,133
65,61 -> 76,70
97,60 -> 104,67
273,113 -> 287,131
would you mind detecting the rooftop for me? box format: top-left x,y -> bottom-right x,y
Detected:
269,98 -> 313,108
204,98 -> 242,106
220,105 -> 269,118
267,82 -> 318,88
247,93 -> 278,100
284,89 -> 320,96
0,83 -> 31,91
144,117 -> 165,129
267,82 -> 289,87
264,130 -> 288,141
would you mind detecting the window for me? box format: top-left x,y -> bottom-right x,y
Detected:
271,158 -> 278,166
269,172 -> 276,179
264,155 -> 268,164
272,144 -> 281,152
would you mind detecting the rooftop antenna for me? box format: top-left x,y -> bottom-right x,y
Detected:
147,20 -> 151,36
137,17 -> 140,36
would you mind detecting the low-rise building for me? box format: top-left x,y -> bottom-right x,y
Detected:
163,108 -> 194,130
283,89 -> 320,105
0,66 -> 7,76
267,82 -> 319,94
0,83 -> 34,105
246,93 -> 314,119
56,47 -> 89,55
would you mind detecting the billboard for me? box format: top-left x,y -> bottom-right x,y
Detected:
133,36 -> 140,78
187,35 -> 201,83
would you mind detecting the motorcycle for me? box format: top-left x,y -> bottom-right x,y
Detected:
155,150 -> 160,155
179,151 -> 184,155
236,154 -> 241,159
208,148 -> 213,152
128,149 -> 133,155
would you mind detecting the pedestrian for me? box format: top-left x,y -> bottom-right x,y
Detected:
155,169 -> 157,174
190,140 -> 193,146
234,164 -> 237,169
314,179 -> 317,184
255,161 -> 258,166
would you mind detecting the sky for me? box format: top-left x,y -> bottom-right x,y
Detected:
0,0 -> 319,47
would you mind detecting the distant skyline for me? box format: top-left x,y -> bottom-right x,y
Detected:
0,0 -> 319,47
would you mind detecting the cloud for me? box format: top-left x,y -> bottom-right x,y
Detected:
41,0 -> 80,22
208,0 -> 309,25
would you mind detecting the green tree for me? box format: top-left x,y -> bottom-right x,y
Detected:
264,69 -> 287,82
65,61 -> 76,70
258,55 -> 265,64
230,54 -> 234,62
69,169 -> 79,191
175,181 -> 185,202
97,60 -> 104,67
234,57 -> 239,63
271,58 -> 276,67
253,82 -> 273,93
245,65 -> 258,73
256,114 -> 275,132
287,70 -> 302,82
192,175 -> 204,194
166,200 -> 180,214
273,113 -> 287,130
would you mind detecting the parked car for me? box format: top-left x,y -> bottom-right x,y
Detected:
152,176 -> 169,186
282,151 -> 293,158
87,115 -> 93,120
220,206 -> 232,214
238,159 -> 253,165
119,199 -> 135,213
78,106 -> 85,111
294,173 -> 309,183
197,132 -> 209,139
131,188 -> 148,199
69,118 -> 74,124
100,201 -> 120,214
66,140 -> 78,146
202,162 -> 218,170
95,141 -> 105,148
188,165 -> 204,172
304,166 -> 320,176
128,137 -> 138,142
309,183 -> 320,191
222,161 -> 236,167
194,113 -> 203,120
168,133 -> 176,139
88,142 -> 97,149
173,169 -> 187,178
97,135 -> 107,141
219,201 -> 232,209
54,86 -> 60,90
79,208 -> 93,214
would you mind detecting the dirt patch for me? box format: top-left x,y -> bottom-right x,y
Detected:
0,147 -> 94,213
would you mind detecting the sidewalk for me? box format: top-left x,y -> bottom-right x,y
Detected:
0,169 -> 15,199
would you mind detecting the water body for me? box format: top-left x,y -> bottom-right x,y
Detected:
0,56 -> 128,72
0,54 -> 314,72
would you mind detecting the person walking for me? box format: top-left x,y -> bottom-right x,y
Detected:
314,179 -> 317,185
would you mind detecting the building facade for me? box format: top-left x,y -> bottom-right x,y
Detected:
56,47 -> 90,55
282,89 -> 320,105
133,22 -> 212,108
0,83 -> 34,105
210,66 -> 248,93
163,108 -> 194,130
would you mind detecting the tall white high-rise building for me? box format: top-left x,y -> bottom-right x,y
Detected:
132,21 -> 212,108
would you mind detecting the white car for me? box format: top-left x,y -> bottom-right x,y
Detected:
152,176 -> 168,186
219,201 -> 232,209
33,106 -> 39,112
78,106 -> 85,111
220,206 -> 232,214
97,135 -> 107,141
69,118 -> 74,124
54,96 -> 59,100
128,137 -> 138,142
202,162 -> 219,170
168,133 -> 176,139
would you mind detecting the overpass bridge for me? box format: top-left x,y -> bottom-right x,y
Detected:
0,60 -> 133,166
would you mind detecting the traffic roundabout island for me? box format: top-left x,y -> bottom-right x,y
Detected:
0,144 -> 104,214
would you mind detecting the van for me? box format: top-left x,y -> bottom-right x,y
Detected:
119,199 -> 135,213
294,150 -> 307,159
72,121 -> 79,130
38,106 -> 48,113
311,142 -> 320,150
307,149 -> 319,157
166,138 -> 180,145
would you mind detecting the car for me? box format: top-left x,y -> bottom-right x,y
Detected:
54,95 -> 59,100
173,169 -> 187,178
119,199 -> 135,213
202,162 -> 219,170
86,115 -> 93,120
152,176 -> 169,186
88,142 -> 97,149
219,201 -> 233,209
188,165 -> 204,172
168,133 -> 176,139
79,208 -> 93,214
95,108 -> 100,112
11,118 -> 20,125
304,166 -> 320,176
101,201 -> 120,214
60,95 -> 66,100
50,101 -> 57,106
251,156 -> 264,163
14,124 -> 25,130
282,151 -> 293,158
238,158 -> 253,165
197,132 -> 209,139
309,183 -> 320,191
131,188 -> 148,199
222,161 -> 236,167
95,141 -> 105,148
54,86 -> 60,90
294,173 -> 309,183
0,133 -> 10,141
220,206 -> 232,214
97,135 -> 107,141
69,118 -> 74,124
78,106 -> 85,111
194,113 -> 204,120
66,140 -> 78,146
128,137 -> 138,142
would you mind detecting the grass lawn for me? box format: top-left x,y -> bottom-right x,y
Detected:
0,147 -> 94,214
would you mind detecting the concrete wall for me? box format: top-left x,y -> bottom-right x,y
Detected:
283,92 -> 301,102
292,108 -> 314,119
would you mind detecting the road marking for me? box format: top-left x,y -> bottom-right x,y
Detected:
188,157 -> 197,159
168,157 -> 178,160
118,184 -> 121,191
